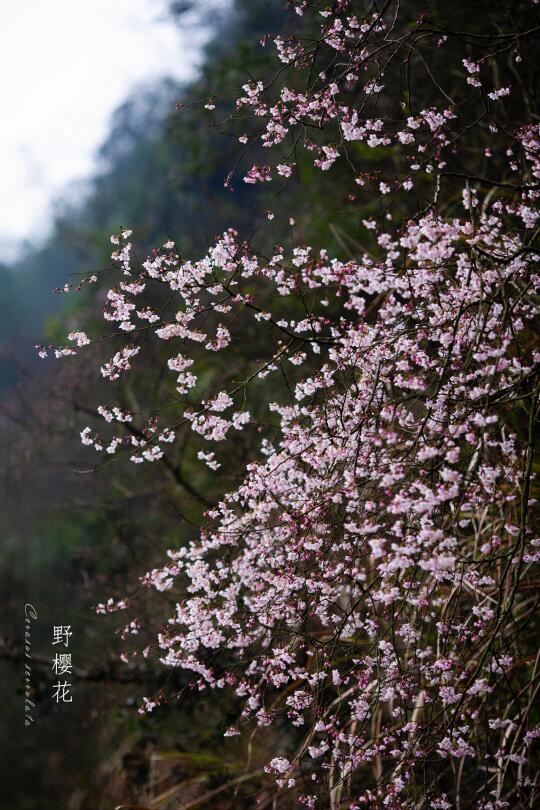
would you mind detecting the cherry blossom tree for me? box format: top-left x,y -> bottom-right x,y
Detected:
42,1 -> 540,807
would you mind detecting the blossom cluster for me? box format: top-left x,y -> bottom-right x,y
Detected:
47,1 -> 540,806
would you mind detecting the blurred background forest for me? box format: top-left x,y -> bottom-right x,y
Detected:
0,2 -> 309,807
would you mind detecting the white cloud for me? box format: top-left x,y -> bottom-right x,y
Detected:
0,0 -> 203,256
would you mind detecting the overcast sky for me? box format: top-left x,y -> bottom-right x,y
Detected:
0,0 -> 204,261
